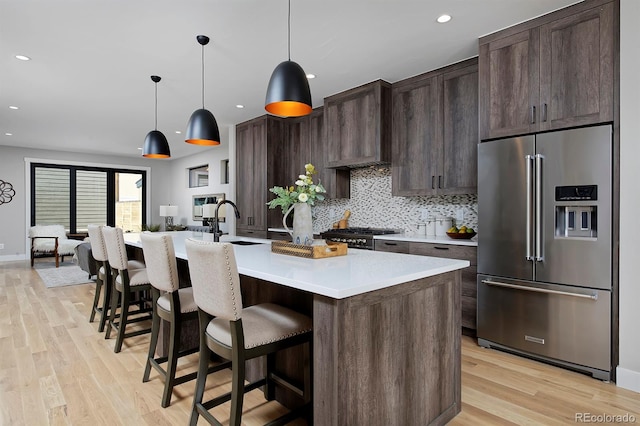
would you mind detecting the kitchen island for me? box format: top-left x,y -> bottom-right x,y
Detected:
124,231 -> 469,426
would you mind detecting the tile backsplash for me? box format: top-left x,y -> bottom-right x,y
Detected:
311,166 -> 478,235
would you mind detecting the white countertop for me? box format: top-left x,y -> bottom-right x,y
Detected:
374,233 -> 478,247
124,231 -> 469,299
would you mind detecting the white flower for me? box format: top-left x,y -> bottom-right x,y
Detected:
298,193 -> 309,202
295,179 -> 306,186
299,175 -> 307,180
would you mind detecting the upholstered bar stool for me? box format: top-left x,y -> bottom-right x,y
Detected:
103,226 -> 153,353
185,239 -> 313,426
140,233 -> 228,408
87,224 -> 144,332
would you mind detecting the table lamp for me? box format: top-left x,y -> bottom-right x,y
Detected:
159,205 -> 179,230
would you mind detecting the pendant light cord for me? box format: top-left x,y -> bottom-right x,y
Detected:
154,81 -> 158,130
201,44 -> 205,108
288,0 -> 291,61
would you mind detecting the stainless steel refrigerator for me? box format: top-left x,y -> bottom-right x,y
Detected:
477,124 -> 612,381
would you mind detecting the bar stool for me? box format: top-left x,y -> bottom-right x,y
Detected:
87,224 -> 144,332
140,232 -> 228,408
103,226 -> 153,353
185,239 -> 312,426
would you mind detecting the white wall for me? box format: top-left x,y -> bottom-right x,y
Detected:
162,125 -> 236,234
0,145 -> 171,260
616,0 -> 640,393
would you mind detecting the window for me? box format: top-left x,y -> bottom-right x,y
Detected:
189,165 -> 209,188
31,164 -> 146,233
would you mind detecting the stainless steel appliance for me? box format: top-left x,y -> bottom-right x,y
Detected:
320,228 -> 399,250
477,124 -> 613,381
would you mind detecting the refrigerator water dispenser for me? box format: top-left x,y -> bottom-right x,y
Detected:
555,185 -> 598,238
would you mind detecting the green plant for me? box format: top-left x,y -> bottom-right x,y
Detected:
142,223 -> 161,232
267,163 -> 326,214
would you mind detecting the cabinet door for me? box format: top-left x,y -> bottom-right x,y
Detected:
479,28 -> 540,140
538,2 -> 614,131
236,122 -> 254,229
391,75 -> 440,196
310,108 -> 350,199
325,80 -> 391,168
441,62 -> 478,194
250,119 -> 268,231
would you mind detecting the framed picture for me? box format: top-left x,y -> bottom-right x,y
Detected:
192,193 -> 225,222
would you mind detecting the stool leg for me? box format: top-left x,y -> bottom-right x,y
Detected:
98,270 -> 112,333
114,287 -> 130,353
161,308 -> 180,408
143,289 -> 160,383
105,277 -> 120,339
190,311 -> 212,426
229,347 -> 246,426
89,276 -> 103,323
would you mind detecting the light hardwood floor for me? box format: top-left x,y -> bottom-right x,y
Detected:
1,260 -> 639,425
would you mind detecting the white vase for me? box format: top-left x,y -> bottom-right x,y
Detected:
283,202 -> 314,245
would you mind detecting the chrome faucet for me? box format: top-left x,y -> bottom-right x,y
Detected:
212,200 -> 241,242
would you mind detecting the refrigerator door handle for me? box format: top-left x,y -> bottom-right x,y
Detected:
535,154 -> 544,262
525,155 -> 534,261
481,279 -> 598,300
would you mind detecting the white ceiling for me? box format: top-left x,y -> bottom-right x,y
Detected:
0,0 -> 580,160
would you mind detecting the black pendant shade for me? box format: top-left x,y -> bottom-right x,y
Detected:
264,0 -> 312,117
265,60 -> 312,117
142,75 -> 171,158
143,130 -> 170,158
185,35 -> 220,146
185,108 -> 220,146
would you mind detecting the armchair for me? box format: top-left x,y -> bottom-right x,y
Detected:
29,224 -> 83,267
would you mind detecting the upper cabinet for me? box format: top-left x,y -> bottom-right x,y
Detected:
324,80 -> 392,168
392,58 -> 478,196
479,0 -> 615,140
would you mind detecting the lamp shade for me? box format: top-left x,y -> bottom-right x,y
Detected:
159,205 -> 178,217
185,108 -> 221,145
265,60 -> 312,117
202,203 -> 217,219
143,130 -> 171,158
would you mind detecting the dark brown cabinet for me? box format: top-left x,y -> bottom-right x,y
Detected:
374,239 -> 478,331
479,0 -> 615,140
324,80 -> 392,169
392,58 -> 478,196
236,116 -> 284,238
309,108 -> 350,199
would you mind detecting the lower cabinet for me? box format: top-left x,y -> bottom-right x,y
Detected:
375,239 -> 477,332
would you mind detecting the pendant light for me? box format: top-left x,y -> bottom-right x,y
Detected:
185,35 -> 221,146
142,75 -> 171,158
265,0 -> 312,117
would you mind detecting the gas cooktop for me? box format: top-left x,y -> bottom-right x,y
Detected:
322,227 -> 398,235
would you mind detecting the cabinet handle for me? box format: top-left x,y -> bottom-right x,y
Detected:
438,175 -> 443,189
542,103 -> 548,122
431,176 -> 435,189
434,246 -> 450,250
530,105 -> 536,124
384,242 -> 397,246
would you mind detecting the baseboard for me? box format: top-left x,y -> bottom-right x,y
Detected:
0,254 -> 27,262
616,366 -> 640,393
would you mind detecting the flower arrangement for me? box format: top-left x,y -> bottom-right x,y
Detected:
267,163 -> 326,213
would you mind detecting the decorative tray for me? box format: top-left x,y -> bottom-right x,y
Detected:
271,240 -> 348,259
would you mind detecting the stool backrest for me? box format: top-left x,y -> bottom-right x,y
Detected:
140,232 -> 179,293
185,239 -> 242,321
102,226 -> 129,272
87,224 -> 108,262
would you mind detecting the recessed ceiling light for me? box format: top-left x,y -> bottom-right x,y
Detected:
137,147 -> 142,150
5,133 -> 12,136
15,55 -> 31,61
306,73 -> 316,79
437,14 -> 451,23
236,104 -> 244,109
175,130 -> 182,134
9,106 -> 19,110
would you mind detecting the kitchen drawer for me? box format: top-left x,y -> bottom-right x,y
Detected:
236,229 -> 267,239
374,240 -> 410,253
409,242 -> 477,265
